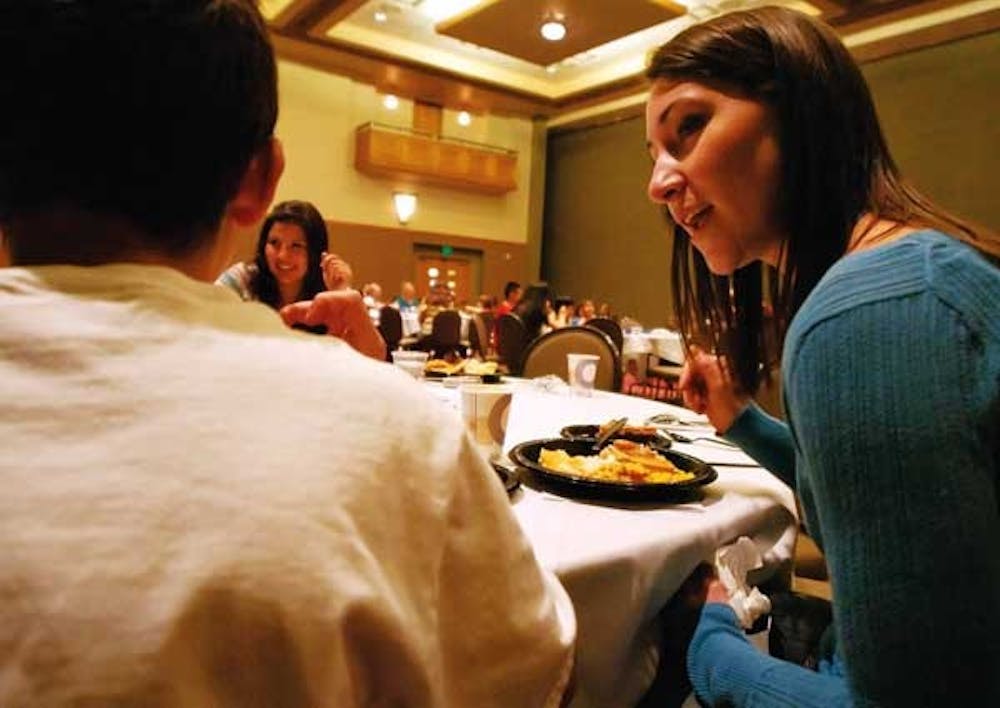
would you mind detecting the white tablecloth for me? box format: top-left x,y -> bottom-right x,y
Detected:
425,381 -> 797,708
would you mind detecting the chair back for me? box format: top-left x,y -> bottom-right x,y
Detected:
468,313 -> 490,358
377,305 -> 403,359
586,317 -> 623,354
521,326 -> 621,391
496,313 -> 528,375
430,309 -> 461,346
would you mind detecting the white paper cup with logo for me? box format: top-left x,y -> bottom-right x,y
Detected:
567,353 -> 600,396
391,349 -> 428,379
460,384 -> 513,459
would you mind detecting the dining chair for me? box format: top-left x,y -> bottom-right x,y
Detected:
426,309 -> 464,359
496,313 -> 528,375
467,313 -> 496,360
520,326 -> 621,391
585,317 -> 624,355
377,305 -> 403,360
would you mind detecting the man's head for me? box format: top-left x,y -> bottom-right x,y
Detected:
0,0 -> 280,264
504,281 -> 522,304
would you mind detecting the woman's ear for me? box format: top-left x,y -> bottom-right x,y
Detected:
227,138 -> 285,226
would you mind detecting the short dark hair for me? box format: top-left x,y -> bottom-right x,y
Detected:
504,281 -> 522,299
253,201 -> 329,310
646,6 -> 996,392
0,0 -> 277,255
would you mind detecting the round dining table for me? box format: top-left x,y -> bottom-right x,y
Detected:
424,377 -> 797,708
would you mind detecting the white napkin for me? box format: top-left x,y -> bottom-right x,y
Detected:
715,536 -> 771,629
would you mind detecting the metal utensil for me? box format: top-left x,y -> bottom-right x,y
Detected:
489,454 -> 521,495
660,430 -> 739,448
592,417 -> 628,451
644,413 -> 712,428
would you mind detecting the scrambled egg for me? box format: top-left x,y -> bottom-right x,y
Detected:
539,440 -> 695,484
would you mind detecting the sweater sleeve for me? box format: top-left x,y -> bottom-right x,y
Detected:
723,402 -> 796,489
687,604 -> 853,707
783,285 -> 1000,705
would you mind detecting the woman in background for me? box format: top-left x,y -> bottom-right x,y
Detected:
645,7 -> 999,706
216,199 -> 351,309
515,282 -> 554,342
217,200 -> 384,360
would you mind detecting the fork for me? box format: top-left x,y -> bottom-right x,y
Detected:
656,429 -> 739,448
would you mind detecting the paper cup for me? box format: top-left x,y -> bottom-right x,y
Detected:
567,353 -> 600,396
391,349 -> 428,379
460,384 -> 513,458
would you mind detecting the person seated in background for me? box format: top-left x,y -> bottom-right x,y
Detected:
216,199 -> 382,358
392,279 -> 421,313
495,280 -> 522,318
645,7 -> 999,706
361,281 -> 385,324
572,299 -> 596,325
0,2 -> 575,706
549,295 -> 574,329
473,292 -> 497,314
515,282 -> 555,343
216,199 -> 348,306
419,283 -> 455,329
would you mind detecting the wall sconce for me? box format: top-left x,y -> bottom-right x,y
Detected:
393,192 -> 417,225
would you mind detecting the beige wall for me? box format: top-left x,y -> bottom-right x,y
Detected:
542,30 -> 1000,330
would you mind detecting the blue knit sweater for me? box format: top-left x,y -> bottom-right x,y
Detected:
688,231 -> 1000,706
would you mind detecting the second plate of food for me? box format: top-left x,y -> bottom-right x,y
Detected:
510,437 -> 716,502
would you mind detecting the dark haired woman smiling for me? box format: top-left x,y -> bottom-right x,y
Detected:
216,199 -> 350,309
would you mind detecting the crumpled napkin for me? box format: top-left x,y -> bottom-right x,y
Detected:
715,536 -> 772,629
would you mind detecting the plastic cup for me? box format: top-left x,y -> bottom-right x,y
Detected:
460,384 -> 513,458
567,353 -> 600,396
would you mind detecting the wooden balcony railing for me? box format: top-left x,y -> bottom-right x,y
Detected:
354,122 -> 518,195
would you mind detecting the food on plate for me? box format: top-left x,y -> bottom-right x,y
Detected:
538,440 -> 695,484
464,359 -> 498,376
597,420 -> 659,440
425,358 -> 465,376
424,358 -> 498,376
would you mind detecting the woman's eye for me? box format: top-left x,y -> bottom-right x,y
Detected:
678,113 -> 707,137
291,243 -> 305,250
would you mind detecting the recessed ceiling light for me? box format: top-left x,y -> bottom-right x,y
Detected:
374,9 -> 388,23
457,111 -> 472,126
383,94 -> 399,110
540,19 -> 566,42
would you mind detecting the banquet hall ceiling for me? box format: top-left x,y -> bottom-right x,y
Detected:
263,0 -> 1000,118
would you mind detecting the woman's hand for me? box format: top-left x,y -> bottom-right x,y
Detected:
320,252 -> 353,291
280,290 -> 386,362
678,347 -> 750,433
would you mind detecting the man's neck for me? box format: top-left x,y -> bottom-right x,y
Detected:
4,208 -> 231,282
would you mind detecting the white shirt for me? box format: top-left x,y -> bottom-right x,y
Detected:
0,264 -> 574,707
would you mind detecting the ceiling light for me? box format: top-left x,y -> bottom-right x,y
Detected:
393,192 -> 417,225
540,19 -> 566,42
457,110 -> 471,127
374,9 -> 388,23
382,94 -> 399,110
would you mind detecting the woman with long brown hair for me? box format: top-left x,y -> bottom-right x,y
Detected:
645,7 -> 999,705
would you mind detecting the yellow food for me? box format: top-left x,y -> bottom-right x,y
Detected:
464,360 -> 498,375
539,440 -> 695,484
425,359 -> 465,375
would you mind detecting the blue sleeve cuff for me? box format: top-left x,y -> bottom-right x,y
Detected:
722,402 -> 796,487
